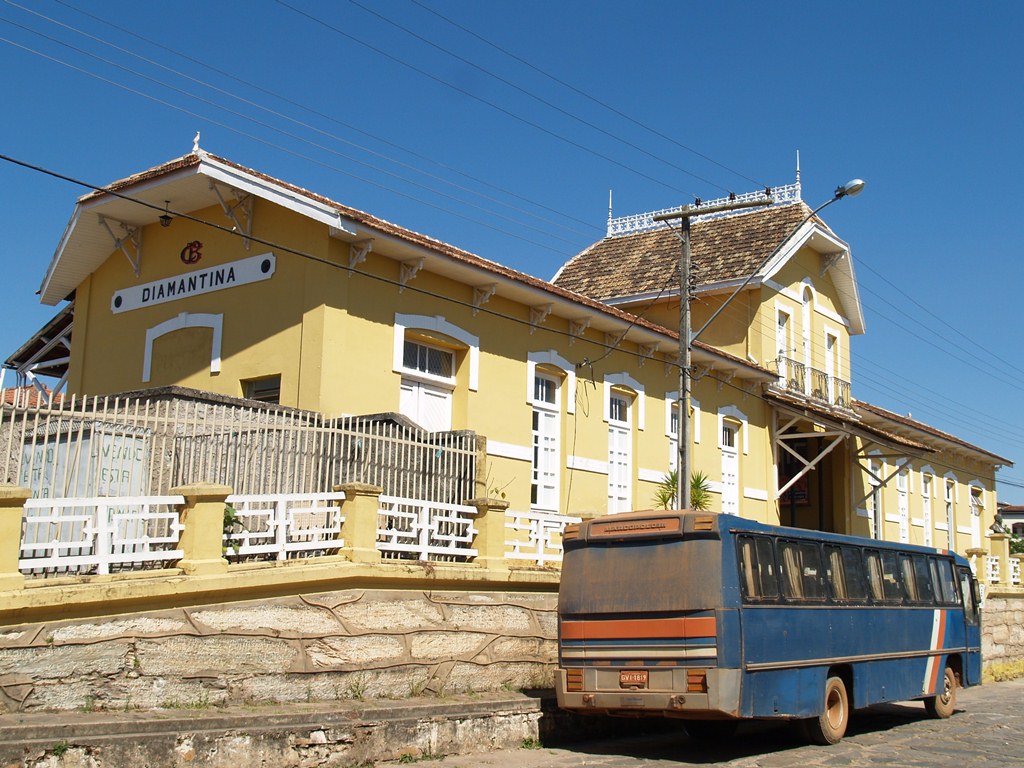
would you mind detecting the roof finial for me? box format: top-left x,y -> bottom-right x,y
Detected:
795,149 -> 801,200
608,189 -> 613,226
193,131 -> 201,154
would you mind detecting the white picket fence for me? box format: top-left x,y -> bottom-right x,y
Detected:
223,492 -> 346,562
20,496 -> 185,576
506,509 -> 580,566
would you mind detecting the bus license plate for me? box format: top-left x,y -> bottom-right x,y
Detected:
619,670 -> 648,688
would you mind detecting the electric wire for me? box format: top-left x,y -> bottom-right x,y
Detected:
407,0 -> 768,191
1,151 -> 1012,499
271,0 -> 703,199
17,0 -> 601,242
344,0 -> 733,195
0,15 -> 589,254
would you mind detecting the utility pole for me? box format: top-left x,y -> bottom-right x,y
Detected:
654,197 -> 771,509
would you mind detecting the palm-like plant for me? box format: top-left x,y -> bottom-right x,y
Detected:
653,469 -> 712,511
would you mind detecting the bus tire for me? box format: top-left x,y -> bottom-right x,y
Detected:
805,675 -> 849,745
924,666 -> 958,719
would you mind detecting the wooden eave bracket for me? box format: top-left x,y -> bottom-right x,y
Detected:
472,284 -> 497,315
349,239 -> 374,276
569,317 -> 591,345
209,181 -> 254,250
820,251 -> 846,276
98,215 -> 142,277
399,258 -> 425,293
529,304 -> 552,334
638,343 -> 658,367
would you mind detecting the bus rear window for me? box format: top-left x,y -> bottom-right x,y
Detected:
738,535 -> 779,600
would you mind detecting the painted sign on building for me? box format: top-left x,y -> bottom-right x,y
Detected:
19,427 -> 151,498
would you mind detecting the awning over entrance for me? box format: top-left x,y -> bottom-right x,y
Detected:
3,303 -> 73,394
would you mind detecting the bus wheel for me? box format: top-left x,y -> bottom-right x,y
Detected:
805,675 -> 849,745
924,666 -> 958,719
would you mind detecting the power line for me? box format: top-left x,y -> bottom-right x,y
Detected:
0,152 -> 1011,497
408,0 -> 768,191
271,0 -> 704,199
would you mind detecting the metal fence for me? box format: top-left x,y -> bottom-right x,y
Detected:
0,388 -> 478,503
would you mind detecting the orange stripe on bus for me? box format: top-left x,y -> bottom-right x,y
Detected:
928,610 -> 947,693
561,617 -> 716,640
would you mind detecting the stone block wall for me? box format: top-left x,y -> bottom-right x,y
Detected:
982,593 -> 1024,673
0,589 -> 557,713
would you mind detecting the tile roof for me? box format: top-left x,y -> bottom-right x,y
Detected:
552,203 -> 821,300
854,400 -> 1013,466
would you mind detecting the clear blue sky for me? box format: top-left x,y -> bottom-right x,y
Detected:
1,1 -> 1022,502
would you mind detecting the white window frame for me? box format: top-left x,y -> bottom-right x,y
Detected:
607,388 -> 633,514
716,405 -> 748,455
394,314 -> 478,390
603,373 -> 645,430
527,350 -> 575,414
531,372 -> 561,512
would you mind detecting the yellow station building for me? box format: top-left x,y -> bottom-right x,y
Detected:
8,148 -> 1011,555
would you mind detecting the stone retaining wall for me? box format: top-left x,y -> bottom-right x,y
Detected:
0,589 -> 557,713
982,593 -> 1024,674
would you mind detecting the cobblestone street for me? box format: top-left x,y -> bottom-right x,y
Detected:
388,677 -> 1024,768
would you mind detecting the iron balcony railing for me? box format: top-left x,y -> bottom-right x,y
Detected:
772,356 -> 851,409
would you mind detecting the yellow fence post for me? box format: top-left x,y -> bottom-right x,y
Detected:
172,482 -> 232,575
466,497 -> 510,572
0,486 -> 29,591
989,533 -> 1011,588
336,483 -> 383,564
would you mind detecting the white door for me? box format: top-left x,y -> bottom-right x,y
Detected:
801,289 -> 812,393
776,311 -> 790,385
532,408 -> 559,510
825,334 -> 837,404
921,474 -> 933,547
945,480 -> 956,551
400,379 -> 452,432
897,468 -> 909,542
720,422 -> 739,515
607,424 -> 631,513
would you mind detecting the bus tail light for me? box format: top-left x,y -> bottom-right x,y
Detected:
687,670 -> 708,693
692,515 -> 715,532
566,669 -> 584,691
563,524 -> 580,541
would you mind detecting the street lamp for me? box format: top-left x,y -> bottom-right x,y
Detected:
656,179 -> 865,510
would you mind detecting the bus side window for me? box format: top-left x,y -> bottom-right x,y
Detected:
911,555 -> 935,604
934,558 -> 959,605
958,567 -> 980,625
779,541 -> 824,602
899,555 -> 919,602
879,550 -> 904,602
738,535 -> 779,601
865,551 -> 884,601
825,545 -> 868,601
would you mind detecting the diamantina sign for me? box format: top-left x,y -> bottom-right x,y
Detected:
110,253 -> 276,313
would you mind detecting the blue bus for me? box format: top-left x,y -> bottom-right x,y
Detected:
555,510 -> 982,744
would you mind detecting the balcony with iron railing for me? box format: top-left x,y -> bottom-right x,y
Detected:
771,356 -> 852,410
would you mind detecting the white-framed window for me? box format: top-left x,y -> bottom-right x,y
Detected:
945,477 -> 957,550
719,417 -> 740,514
607,388 -> 633,514
776,306 -> 792,385
969,485 -> 984,548
921,470 -> 933,547
665,393 -> 699,472
399,338 -> 456,432
531,372 -> 561,511
867,457 -> 883,539
824,330 -> 839,404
